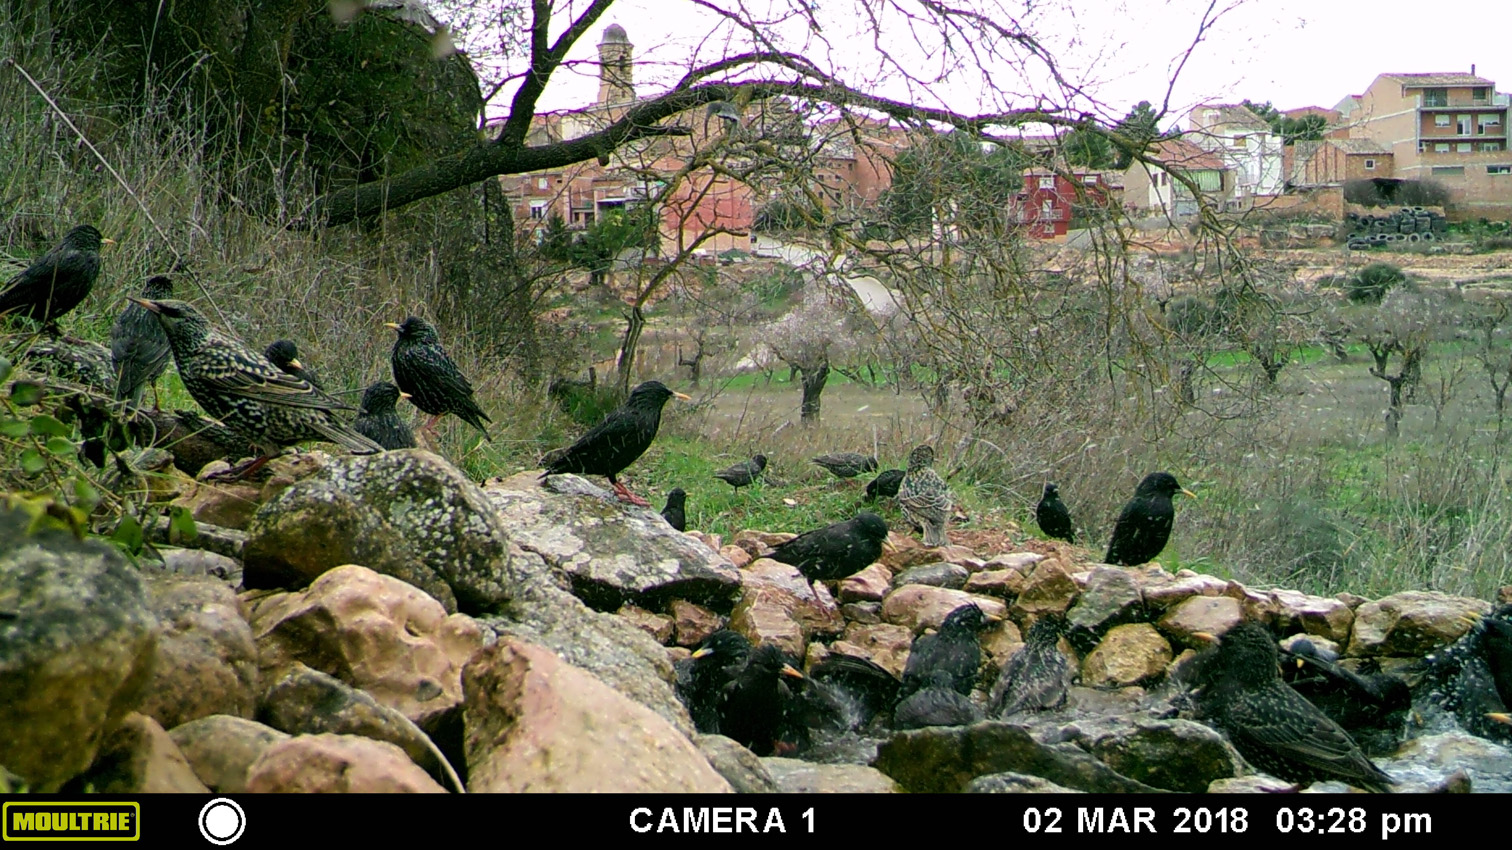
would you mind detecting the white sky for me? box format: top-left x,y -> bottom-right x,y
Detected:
458,0 -> 1510,128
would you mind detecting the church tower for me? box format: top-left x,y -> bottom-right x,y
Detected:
596,24 -> 635,106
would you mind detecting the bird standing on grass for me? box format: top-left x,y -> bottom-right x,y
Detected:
1103,472 -> 1196,566
0,224 -> 114,329
989,614 -> 1073,718
352,380 -> 417,450
541,379 -> 690,506
661,487 -> 688,532
387,316 -> 491,440
1036,482 -> 1075,543
714,453 -> 767,491
110,275 -> 174,407
132,297 -> 380,480
812,452 -> 878,481
897,445 -> 953,547
865,469 -> 905,502
264,339 -> 324,392
768,512 -> 889,585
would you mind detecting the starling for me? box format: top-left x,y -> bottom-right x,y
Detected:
989,614 -> 1074,718
1419,605 -> 1512,742
1281,638 -> 1412,755
1188,622 -> 1396,793
386,316 -> 491,439
0,224 -> 114,328
714,453 -> 767,490
674,629 -> 751,734
900,603 -> 992,699
897,445 -> 953,547
768,512 -> 889,583
1036,482 -> 1075,543
716,644 -> 806,756
804,653 -> 901,731
110,275 -> 174,407
541,380 -> 690,506
812,452 -> 879,480
352,381 -> 417,450
894,669 -> 983,729
1103,472 -> 1196,566
661,487 -> 688,532
132,298 -> 380,479
865,468 -> 905,502
264,339 -> 324,392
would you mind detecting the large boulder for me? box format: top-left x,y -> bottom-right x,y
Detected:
1347,591 -> 1489,656
168,715 -> 289,793
67,713 -> 208,793
244,734 -> 446,793
761,758 -> 901,793
137,575 -> 258,729
873,722 -> 1164,794
0,509 -> 158,791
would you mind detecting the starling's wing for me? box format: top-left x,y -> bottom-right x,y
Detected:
111,310 -> 172,402
1225,684 -> 1394,791
411,344 -> 478,399
197,336 -> 354,411
990,646 -> 1068,716
768,526 -> 827,569
901,469 -> 953,516
900,632 -> 942,696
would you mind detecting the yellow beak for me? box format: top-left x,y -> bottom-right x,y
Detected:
780,664 -> 805,680
102,238 -> 118,247
288,358 -> 304,370
399,391 -> 413,400
1488,712 -> 1512,726
1190,631 -> 1218,644
384,322 -> 402,331
127,296 -> 158,312
690,647 -> 713,660
673,391 -> 693,402
1181,488 -> 1197,499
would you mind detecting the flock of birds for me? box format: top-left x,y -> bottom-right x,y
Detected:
10,225 -> 1512,792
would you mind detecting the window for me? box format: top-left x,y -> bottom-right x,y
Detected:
1432,166 -> 1466,176
1038,176 -> 1055,189
529,201 -> 547,220
1458,142 -> 1473,153
1041,199 -> 1054,216
1082,175 -> 1098,185
1364,159 -> 1376,170
1231,135 -> 1247,149
1458,115 -> 1473,134
1424,88 -> 1448,107
537,178 -> 548,190
1483,142 -> 1503,152
1474,87 -> 1489,102
1480,115 -> 1503,133
1488,165 -> 1511,175
1435,143 -> 1451,152
1435,114 -> 1452,127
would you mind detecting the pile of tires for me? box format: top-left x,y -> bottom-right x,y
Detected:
1343,207 -> 1446,250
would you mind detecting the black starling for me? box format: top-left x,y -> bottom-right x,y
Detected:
900,603 -> 992,699
352,381 -> 417,450
386,316 -> 491,440
714,454 -> 767,490
132,298 -> 380,479
1036,482 -> 1075,543
804,653 -> 902,731
1103,472 -> 1196,566
0,224 -> 114,328
812,452 -> 879,480
110,275 -> 174,407
264,339 -> 324,392
865,469 -> 905,501
897,445 -> 952,547
716,643 -> 806,756
1280,638 -> 1412,756
1484,608 -> 1512,707
1188,622 -> 1396,792
894,669 -> 983,729
541,380 -> 690,506
661,487 -> 688,532
768,512 -> 889,583
989,614 -> 1073,718
674,629 -> 751,734
1420,605 -> 1512,742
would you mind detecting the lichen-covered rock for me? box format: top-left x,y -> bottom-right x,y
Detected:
894,562 -> 970,589
168,715 -> 288,793
1347,591 -> 1489,657
617,604 -> 675,644
1271,588 -> 1355,644
964,568 -> 1028,598
244,734 -> 445,793
873,722 -> 1163,793
669,599 -> 722,646
1075,718 -> 1245,793
761,758 -> 901,792
1141,570 -> 1228,609
727,586 -> 807,658
1080,623 -> 1171,688
694,734 -> 779,793
880,585 -> 1007,634
965,772 -> 1084,793
1158,595 -> 1243,647
137,575 -> 258,729
1067,567 -> 1145,635
157,548 -> 243,583
1011,559 -> 1080,617
170,480 -> 262,531
69,713 -> 208,793
740,558 -> 845,635
834,623 -> 914,678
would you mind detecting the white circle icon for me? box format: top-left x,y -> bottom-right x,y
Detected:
198,798 -> 246,846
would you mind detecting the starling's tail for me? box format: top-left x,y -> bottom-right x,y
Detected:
922,521 -> 948,548
313,419 -> 383,454
461,408 -> 493,441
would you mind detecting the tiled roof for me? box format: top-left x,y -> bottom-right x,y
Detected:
1147,138 -> 1226,171
1330,138 -> 1390,155
1190,104 -> 1270,131
1379,72 -> 1495,87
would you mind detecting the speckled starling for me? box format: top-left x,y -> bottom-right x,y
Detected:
386,316 -> 491,439
352,380 -> 416,450
812,451 -> 878,480
661,487 -> 688,532
714,453 -> 767,490
1104,472 -> 1196,566
1188,622 -> 1396,792
897,445 -> 952,547
716,643 -> 805,756
110,275 -> 173,407
264,339 -> 324,392
901,603 -> 992,699
133,298 -> 380,478
541,380 -> 690,506
675,629 -> 751,734
768,512 -> 889,583
0,224 -> 114,328
1281,638 -> 1412,755
1036,482 -> 1075,543
989,614 -> 1073,718
865,468 -> 905,501
1419,604 -> 1512,742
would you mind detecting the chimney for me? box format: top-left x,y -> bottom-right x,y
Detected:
1471,63 -> 1476,76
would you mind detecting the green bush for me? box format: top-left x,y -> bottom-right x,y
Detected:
1347,262 -> 1406,303
1166,295 -> 1217,336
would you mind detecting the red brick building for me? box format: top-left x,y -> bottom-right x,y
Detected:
1015,169 -> 1113,238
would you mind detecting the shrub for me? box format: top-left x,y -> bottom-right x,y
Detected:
1347,262 -> 1406,303
1166,295 -> 1216,336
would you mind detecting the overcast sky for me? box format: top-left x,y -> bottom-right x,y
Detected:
461,0 -> 1509,128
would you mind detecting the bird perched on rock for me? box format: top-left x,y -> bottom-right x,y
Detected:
716,643 -> 806,756
661,487 -> 687,532
894,669 -> 983,730
1280,639 -> 1412,756
811,452 -> 879,481
901,603 -> 993,699
897,445 -> 953,547
714,453 -> 766,491
386,316 -> 491,440
768,512 -> 889,584
675,629 -> 751,734
0,224 -> 114,329
865,468 -> 905,502
264,339 -> 324,392
541,380 -> 690,506
352,380 -> 416,450
110,275 -> 174,407
989,614 -> 1073,718
1186,622 -> 1396,792
1036,482 -> 1075,543
1104,472 -> 1196,566
132,298 -> 380,479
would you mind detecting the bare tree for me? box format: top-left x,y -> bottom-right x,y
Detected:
1358,289 -> 1435,440
768,284 -> 861,425
1473,302 -> 1512,441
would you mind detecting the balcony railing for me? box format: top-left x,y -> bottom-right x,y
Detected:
1419,93 -> 1511,109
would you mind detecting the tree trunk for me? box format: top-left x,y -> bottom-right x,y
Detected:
616,305 -> 646,399
799,362 -> 829,425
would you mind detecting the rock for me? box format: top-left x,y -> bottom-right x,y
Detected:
985,552 -> 1044,571
1347,591 -> 1490,656
880,585 -> 1007,634
1158,595 -> 1242,647
171,480 -> 262,530
67,713 -> 208,793
727,586 -> 806,658
719,545 -> 752,568
1067,568 -> 1145,636
669,599 -> 722,646
762,758 -> 901,792
1271,589 -> 1355,644
1225,581 -> 1280,624
964,568 -> 1028,598
617,604 -> 674,644
485,472 -> 740,611
157,548 -> 243,583
690,531 -> 722,551
248,565 -> 487,729
168,715 -> 288,793
894,562 -> 969,589
1279,632 -> 1341,657
834,623 -> 914,679
1141,570 -> 1228,609
838,563 -> 893,602
841,602 -> 882,624
965,772 -> 1084,793
1011,559 -> 1080,617
245,449 -> 513,613
146,517 -> 246,561
730,529 -> 795,550
245,734 -> 446,793
1496,585 -> 1512,607
1208,775 -> 1299,793
1080,623 -> 1171,688
0,510 -> 158,792
739,558 -> 845,635
137,575 -> 258,729
462,638 -> 731,792
694,734 -> 779,793
1336,591 -> 1370,609
1076,718 -> 1244,793
873,722 -> 1164,793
